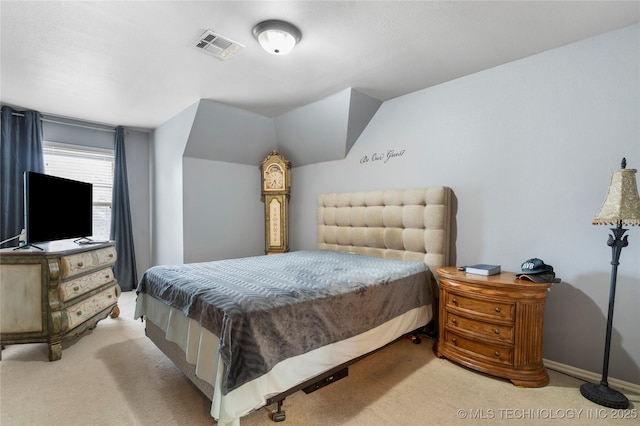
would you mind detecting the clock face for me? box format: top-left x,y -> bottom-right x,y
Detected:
264,164 -> 285,190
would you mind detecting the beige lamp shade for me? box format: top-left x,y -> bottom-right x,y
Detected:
593,167 -> 640,226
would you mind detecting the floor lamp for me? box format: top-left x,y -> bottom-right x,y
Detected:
580,158 -> 640,409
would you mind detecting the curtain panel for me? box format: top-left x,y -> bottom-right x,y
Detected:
0,106 -> 44,248
110,126 -> 138,291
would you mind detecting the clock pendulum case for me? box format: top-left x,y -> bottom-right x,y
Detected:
260,151 -> 291,255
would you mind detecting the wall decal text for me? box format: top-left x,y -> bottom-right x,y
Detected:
360,149 -> 406,164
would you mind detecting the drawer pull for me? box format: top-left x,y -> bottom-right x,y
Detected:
451,318 -> 457,324
451,337 -> 457,344
108,294 -> 113,299
495,307 -> 501,313
73,286 -> 80,291
109,253 -> 114,258
105,275 -> 111,279
451,297 -> 458,304
76,311 -> 82,316
77,262 -> 83,267
494,329 -> 500,334
494,351 -> 500,357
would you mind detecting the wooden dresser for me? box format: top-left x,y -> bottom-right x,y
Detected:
0,240 -> 120,361
433,267 -> 551,387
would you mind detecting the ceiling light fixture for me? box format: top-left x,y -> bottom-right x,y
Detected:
252,20 -> 301,55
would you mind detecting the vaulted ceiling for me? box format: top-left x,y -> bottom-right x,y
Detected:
1,1 -> 638,130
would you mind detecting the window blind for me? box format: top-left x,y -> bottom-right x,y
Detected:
43,142 -> 114,240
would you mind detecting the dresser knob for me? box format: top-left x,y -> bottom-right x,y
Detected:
109,253 -> 114,258
495,307 -> 501,313
451,337 -> 457,344
77,262 -> 83,267
494,351 -> 500,357
73,286 -> 79,291
452,297 -> 458,305
76,311 -> 82,316
494,329 -> 500,334
451,318 -> 457,324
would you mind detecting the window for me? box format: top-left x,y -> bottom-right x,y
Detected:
43,142 -> 114,240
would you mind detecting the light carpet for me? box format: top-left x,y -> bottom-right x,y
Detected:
1,291 -> 637,425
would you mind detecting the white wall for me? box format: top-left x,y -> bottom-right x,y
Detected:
149,102 -> 197,265
182,157 -> 264,263
289,24 -> 640,384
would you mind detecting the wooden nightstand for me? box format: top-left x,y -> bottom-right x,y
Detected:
433,266 -> 551,387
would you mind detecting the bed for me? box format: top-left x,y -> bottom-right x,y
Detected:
134,187 -> 452,425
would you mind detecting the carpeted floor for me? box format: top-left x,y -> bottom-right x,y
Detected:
1,291 -> 637,425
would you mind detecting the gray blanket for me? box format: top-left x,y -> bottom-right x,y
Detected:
137,250 -> 432,394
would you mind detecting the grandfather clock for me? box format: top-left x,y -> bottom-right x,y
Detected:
260,151 -> 291,255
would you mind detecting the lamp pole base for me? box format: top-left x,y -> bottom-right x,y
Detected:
580,382 -> 629,409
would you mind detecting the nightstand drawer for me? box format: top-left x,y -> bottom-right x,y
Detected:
444,311 -> 514,343
65,286 -> 118,330
443,330 -> 513,366
59,267 -> 115,302
446,292 -> 514,321
60,246 -> 117,278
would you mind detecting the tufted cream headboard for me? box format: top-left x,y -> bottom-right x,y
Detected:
317,187 -> 452,283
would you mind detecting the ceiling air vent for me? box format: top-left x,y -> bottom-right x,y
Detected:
194,30 -> 244,60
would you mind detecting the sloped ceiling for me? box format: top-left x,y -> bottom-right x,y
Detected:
183,100 -> 277,165
183,88 -> 381,166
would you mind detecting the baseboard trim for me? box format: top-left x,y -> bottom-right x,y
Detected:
544,358 -> 640,394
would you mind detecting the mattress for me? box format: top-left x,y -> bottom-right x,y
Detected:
134,249 -> 433,425
136,249 -> 432,394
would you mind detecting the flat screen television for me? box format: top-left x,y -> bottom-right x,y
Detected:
24,171 -> 93,245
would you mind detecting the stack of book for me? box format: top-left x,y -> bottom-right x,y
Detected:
463,264 -> 501,276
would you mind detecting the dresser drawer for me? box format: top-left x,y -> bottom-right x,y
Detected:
443,330 -> 513,366
59,267 -> 115,302
59,246 -> 117,279
446,292 -> 514,321
0,263 -> 43,334
64,285 -> 118,331
444,311 -> 514,343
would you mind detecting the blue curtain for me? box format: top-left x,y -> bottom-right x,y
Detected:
110,126 -> 138,291
1,106 -> 44,248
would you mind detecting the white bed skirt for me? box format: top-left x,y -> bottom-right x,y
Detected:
135,293 -> 432,425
